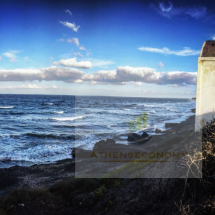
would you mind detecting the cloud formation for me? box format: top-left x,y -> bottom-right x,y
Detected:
138,46 -> 200,56
151,2 -> 208,19
53,57 -> 92,69
3,50 -> 22,62
0,66 -> 197,86
74,52 -> 84,57
65,9 -> 72,16
79,46 -> 86,51
91,59 -> 115,68
0,84 -> 58,89
59,21 -> 80,32
0,67 -> 84,82
82,66 -> 196,86
68,38 -> 80,46
158,62 -> 164,68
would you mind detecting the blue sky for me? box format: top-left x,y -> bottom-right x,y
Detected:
0,0 -> 214,98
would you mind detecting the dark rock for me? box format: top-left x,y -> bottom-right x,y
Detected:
127,132 -> 149,141
94,139 -> 116,150
71,148 -> 90,158
106,139 -> 115,144
141,132 -> 149,138
127,133 -> 141,141
155,128 -> 162,133
131,136 -> 152,145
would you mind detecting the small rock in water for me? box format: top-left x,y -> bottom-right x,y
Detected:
155,128 -> 162,133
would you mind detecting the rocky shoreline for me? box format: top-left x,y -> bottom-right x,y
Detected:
0,109 -> 196,196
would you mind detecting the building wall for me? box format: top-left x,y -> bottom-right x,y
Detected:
195,57 -> 215,131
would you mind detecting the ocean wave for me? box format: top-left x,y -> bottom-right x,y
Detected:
0,106 -> 14,109
50,116 -> 84,121
25,133 -> 75,140
2,112 -> 24,115
53,111 -> 64,114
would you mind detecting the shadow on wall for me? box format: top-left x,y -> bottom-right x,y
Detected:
195,111 -> 215,131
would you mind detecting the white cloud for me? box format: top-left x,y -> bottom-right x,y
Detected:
138,46 -> 200,56
160,71 -> 197,85
72,38 -> 79,46
0,67 -> 84,82
65,9 -> 72,16
74,79 -> 83,83
0,56 -> 1,61
211,35 -> 215,40
79,46 -> 86,51
151,2 -> 208,19
91,59 -> 115,68
59,21 -> 80,32
67,38 -> 80,46
54,57 -> 92,69
3,50 -> 22,61
158,61 -> 164,68
74,52 -> 84,57
130,81 -> 142,86
0,84 -> 58,89
82,66 -> 196,86
0,66 -> 197,86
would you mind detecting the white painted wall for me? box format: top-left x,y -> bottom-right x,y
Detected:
195,57 -> 215,131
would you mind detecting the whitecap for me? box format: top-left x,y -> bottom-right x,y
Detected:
0,106 -> 14,109
46,103 -> 53,105
53,111 -> 64,114
50,116 -> 84,121
151,110 -> 156,113
124,109 -> 130,111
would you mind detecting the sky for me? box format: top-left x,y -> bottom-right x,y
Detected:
0,0 -> 214,98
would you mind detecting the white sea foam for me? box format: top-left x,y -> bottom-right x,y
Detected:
0,106 -> 14,109
124,109 -> 130,110
151,110 -> 156,113
50,116 -> 84,121
46,103 -> 53,105
53,111 -> 64,114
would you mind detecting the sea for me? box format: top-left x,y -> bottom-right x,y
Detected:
0,94 -> 196,168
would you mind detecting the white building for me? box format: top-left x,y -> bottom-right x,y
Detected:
195,41 -> 215,131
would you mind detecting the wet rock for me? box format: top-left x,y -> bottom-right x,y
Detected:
71,148 -> 91,158
155,128 -> 162,133
106,139 -> 115,144
94,139 -> 116,150
141,132 -> 149,138
127,132 -> 148,141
